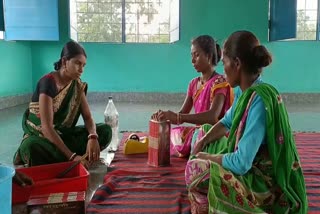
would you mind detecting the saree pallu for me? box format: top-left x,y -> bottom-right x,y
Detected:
185,83 -> 308,214
171,75 -> 233,158
14,79 -> 112,166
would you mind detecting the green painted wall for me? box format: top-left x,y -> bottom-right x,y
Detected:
0,41 -> 32,97
1,0 -> 318,97
31,0 -> 271,93
203,0 -> 269,43
264,41 -> 320,93
30,0 -> 70,86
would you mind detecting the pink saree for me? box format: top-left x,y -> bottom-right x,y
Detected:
170,74 -> 233,157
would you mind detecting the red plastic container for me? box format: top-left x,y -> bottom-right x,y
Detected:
12,161 -> 89,204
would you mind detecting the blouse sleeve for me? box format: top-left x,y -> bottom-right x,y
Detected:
213,87 -> 228,97
222,94 -> 266,175
38,75 -> 57,98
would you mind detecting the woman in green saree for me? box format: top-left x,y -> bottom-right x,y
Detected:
14,41 -> 112,167
185,31 -> 308,213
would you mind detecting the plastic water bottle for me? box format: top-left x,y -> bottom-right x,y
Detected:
104,96 -> 119,152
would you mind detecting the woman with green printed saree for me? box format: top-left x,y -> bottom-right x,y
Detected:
14,41 -> 112,167
185,31 -> 308,213
152,35 -> 233,158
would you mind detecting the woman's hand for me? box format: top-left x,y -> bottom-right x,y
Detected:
86,138 -> 100,162
13,171 -> 34,187
151,110 -> 178,124
73,155 -> 89,169
195,152 -> 212,160
151,110 -> 160,120
196,152 -> 223,165
192,139 -> 207,155
160,110 -> 178,124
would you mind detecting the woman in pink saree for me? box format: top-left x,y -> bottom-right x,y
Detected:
152,35 -> 233,158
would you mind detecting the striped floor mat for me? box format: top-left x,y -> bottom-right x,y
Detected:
87,132 -> 320,213
294,133 -> 320,213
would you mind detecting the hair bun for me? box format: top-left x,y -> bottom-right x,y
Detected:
53,59 -> 62,70
252,45 -> 272,68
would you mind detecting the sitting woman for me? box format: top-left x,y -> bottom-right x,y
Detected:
185,31 -> 307,213
152,35 -> 233,158
14,41 -> 112,167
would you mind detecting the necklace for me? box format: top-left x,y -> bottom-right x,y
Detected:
55,71 -> 68,91
200,71 -> 216,85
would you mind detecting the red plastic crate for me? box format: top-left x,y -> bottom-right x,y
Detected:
12,161 -> 89,204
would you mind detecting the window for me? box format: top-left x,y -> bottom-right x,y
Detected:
269,0 -> 297,41
269,0 -> 320,41
3,0 -> 59,41
0,0 -> 4,40
69,0 -> 180,43
297,0 -> 318,40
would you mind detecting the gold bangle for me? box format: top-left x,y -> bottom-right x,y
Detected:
177,113 -> 181,125
69,153 -> 77,161
88,133 -> 99,140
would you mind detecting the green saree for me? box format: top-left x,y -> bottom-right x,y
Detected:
14,79 -> 112,166
185,83 -> 308,213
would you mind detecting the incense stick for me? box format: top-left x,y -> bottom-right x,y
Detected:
56,153 -> 88,179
